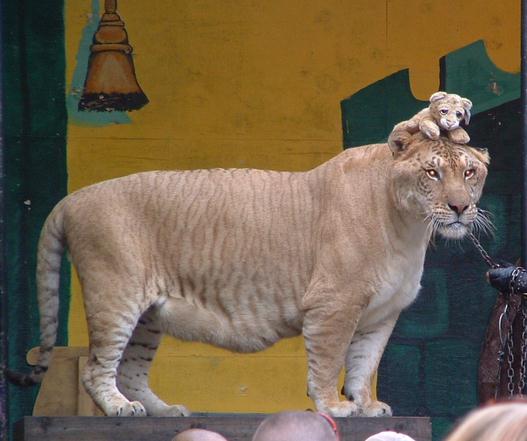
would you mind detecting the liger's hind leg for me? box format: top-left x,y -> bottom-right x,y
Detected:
117,306 -> 190,416
82,301 -> 146,416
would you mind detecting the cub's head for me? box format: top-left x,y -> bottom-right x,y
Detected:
389,132 -> 490,240
428,91 -> 472,132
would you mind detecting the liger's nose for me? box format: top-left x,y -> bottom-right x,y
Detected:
448,203 -> 468,215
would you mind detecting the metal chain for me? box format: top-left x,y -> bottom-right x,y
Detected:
506,319 -> 516,397
496,304 -> 509,399
467,232 -> 527,397
468,232 -> 500,268
505,267 -> 523,397
519,302 -> 527,395
509,267 -> 523,294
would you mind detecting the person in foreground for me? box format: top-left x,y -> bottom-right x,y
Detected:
444,400 -> 527,441
251,411 -> 340,441
172,428 -> 228,441
364,431 -> 416,441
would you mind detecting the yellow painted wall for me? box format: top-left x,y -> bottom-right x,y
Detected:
65,0 -> 519,413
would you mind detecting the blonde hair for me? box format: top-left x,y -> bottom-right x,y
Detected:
445,401 -> 527,441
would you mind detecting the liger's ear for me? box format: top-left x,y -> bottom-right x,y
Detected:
468,146 -> 490,165
430,91 -> 447,103
387,130 -> 412,157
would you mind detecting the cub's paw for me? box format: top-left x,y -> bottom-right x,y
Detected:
158,404 -> 191,417
114,401 -> 147,417
420,122 -> 440,140
422,126 -> 440,140
359,400 -> 392,417
449,129 -> 470,144
325,400 -> 359,418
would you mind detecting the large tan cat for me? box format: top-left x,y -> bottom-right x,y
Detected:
13,132 -> 490,418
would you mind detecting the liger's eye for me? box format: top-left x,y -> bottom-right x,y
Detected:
456,111 -> 463,119
440,109 -> 448,115
426,169 -> 440,180
464,169 -> 475,179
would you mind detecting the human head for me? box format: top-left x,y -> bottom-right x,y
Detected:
172,428 -> 228,441
251,411 -> 340,441
364,431 -> 416,441
444,400 -> 527,441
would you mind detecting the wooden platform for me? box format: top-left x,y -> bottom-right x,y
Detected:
15,415 -> 431,441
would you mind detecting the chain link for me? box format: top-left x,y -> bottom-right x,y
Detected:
510,267 -> 523,294
496,304 -> 508,399
468,232 -> 499,268
519,302 -> 527,395
507,319 -> 516,397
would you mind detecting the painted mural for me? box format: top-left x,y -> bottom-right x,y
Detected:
3,1 -> 521,439
77,0 -> 148,112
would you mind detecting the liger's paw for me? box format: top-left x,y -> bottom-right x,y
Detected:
324,400 -> 359,417
113,400 -> 147,417
157,404 -> 191,417
359,400 -> 392,417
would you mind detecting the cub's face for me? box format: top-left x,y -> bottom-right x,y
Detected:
430,94 -> 472,132
391,135 -> 490,240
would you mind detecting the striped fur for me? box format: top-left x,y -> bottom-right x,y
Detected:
21,133 -> 488,417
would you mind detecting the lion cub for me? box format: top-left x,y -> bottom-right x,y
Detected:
392,91 -> 472,144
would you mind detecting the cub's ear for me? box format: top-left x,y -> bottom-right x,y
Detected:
430,91 -> 447,103
387,130 -> 412,157
461,98 -> 472,125
468,146 -> 490,165
461,98 -> 473,110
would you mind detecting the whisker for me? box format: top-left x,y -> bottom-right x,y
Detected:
472,208 -> 495,238
425,215 -> 436,246
430,217 -> 441,244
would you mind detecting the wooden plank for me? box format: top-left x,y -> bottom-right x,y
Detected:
16,415 -> 431,441
27,347 -> 88,416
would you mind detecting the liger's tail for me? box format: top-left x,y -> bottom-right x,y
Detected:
5,201 -> 66,386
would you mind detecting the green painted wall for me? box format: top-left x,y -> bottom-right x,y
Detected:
341,41 -> 521,440
3,0 -> 69,437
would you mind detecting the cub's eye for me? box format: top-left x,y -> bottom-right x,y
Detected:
439,108 -> 448,115
426,169 -> 440,180
456,111 -> 463,119
464,168 -> 475,179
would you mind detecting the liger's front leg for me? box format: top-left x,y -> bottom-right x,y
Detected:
302,297 -> 364,417
343,314 -> 398,416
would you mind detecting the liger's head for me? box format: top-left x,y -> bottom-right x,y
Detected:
388,132 -> 491,240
